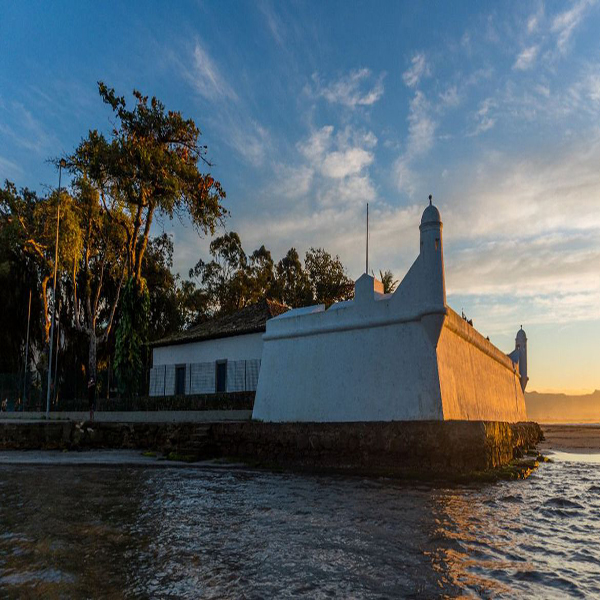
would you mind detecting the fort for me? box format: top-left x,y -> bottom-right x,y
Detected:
253,198 -> 529,423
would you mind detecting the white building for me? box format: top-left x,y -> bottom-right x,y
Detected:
149,299 -> 288,396
252,199 -> 529,423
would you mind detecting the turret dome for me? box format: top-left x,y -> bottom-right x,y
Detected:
420,195 -> 442,227
516,327 -> 527,342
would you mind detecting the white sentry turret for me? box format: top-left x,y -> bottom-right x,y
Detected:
515,326 -> 528,391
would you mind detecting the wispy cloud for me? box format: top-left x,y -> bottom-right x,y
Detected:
527,5 -> 544,33
258,1 -> 286,47
185,41 -> 238,102
224,118 -> 271,167
551,0 -> 595,53
468,98 -> 497,136
393,91 -> 437,195
310,68 -> 385,107
402,52 -> 429,88
514,45 -> 539,70
0,155 -> 23,178
0,101 -> 58,154
439,85 -> 461,107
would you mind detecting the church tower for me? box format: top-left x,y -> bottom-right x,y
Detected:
419,195 -> 446,308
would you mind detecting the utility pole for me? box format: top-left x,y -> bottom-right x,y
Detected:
366,202 -> 369,274
46,159 -> 66,418
23,289 -> 32,410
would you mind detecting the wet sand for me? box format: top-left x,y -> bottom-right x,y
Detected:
539,424 -> 600,453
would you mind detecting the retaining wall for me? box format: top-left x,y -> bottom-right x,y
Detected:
0,419 -> 543,477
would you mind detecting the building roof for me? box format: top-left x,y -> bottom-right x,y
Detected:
151,299 -> 289,347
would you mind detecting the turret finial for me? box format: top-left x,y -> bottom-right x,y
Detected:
428,194 -> 432,206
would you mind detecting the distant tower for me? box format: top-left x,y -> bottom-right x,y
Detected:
515,326 -> 528,391
419,195 -> 446,307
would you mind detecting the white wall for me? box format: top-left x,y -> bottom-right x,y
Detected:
252,274 -> 447,422
153,333 -> 264,365
149,333 -> 264,396
253,315 -> 443,422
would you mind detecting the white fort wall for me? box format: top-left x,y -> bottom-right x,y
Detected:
253,200 -> 529,424
437,310 -> 527,421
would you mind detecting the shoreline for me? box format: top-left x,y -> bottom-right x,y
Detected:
539,424 -> 600,453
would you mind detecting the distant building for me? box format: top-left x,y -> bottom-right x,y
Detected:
252,200 -> 529,423
149,299 -> 288,396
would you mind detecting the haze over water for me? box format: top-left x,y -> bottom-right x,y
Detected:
1,453 -> 599,598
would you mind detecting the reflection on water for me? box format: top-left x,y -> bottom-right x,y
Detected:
1,456 -> 599,598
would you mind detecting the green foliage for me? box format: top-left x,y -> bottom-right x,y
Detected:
70,82 -> 227,284
190,232 -> 273,314
378,269 -> 398,294
272,248 -> 312,308
114,277 -> 150,396
304,247 -> 354,306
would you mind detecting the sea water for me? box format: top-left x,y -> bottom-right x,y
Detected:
0,452 -> 598,598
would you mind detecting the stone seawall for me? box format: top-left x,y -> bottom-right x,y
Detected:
211,421 -> 542,475
0,419 -> 542,477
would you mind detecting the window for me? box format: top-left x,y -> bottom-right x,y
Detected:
175,365 -> 186,395
216,360 -> 227,393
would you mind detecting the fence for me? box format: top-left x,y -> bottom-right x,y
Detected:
149,359 -> 261,397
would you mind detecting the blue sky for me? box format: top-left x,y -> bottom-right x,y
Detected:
1,0 -> 600,392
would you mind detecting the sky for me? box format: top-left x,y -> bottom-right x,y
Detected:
1,0 -> 599,393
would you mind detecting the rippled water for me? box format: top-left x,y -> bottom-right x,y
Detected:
1,453 -> 599,599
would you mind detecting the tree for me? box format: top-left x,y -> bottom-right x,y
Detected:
0,181 -> 81,342
272,248 -> 312,307
304,247 -> 354,306
142,233 -> 209,339
190,232 -> 248,314
70,83 -> 227,393
69,178 -> 126,387
378,269 -> 398,294
0,189 -> 44,377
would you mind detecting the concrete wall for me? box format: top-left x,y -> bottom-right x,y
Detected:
436,310 -> 527,422
153,332 -> 263,365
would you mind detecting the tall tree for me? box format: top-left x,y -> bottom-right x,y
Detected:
304,247 -> 354,306
190,232 -> 248,314
272,248 -> 312,307
69,83 -> 227,393
69,178 -> 127,387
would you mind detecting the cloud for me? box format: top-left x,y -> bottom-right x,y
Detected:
299,126 -> 377,179
402,52 -> 429,88
258,1 -> 286,47
468,98 -> 497,136
551,0 -> 595,53
439,85 -> 461,107
0,101 -> 58,154
224,118 -> 271,167
186,41 -> 237,102
393,91 -> 437,194
0,155 -> 23,178
527,6 -> 544,33
406,92 -> 436,155
514,45 -> 539,70
310,68 -> 385,107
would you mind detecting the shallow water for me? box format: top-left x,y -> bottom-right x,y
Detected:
0,453 -> 599,599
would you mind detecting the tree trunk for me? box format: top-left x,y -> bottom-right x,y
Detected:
88,330 -> 97,382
